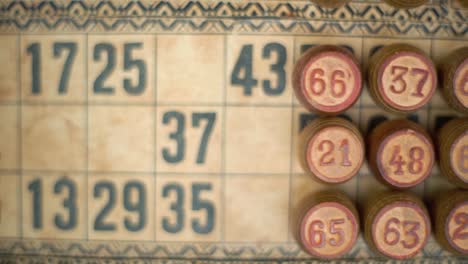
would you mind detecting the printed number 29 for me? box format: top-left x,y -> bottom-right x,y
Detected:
163,112 -> 216,164
162,183 -> 215,234
231,43 -> 286,96
93,181 -> 146,232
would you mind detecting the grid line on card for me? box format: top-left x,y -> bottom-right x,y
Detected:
0,100 -> 459,111
220,34 -> 227,243
153,35 -> 158,242
356,36 -> 364,204
84,33 -> 89,241
287,36 -> 297,243
424,39 -> 435,200
0,169 -> 296,177
17,33 -> 22,238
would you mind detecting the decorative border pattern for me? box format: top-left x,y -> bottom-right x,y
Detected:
0,0 -> 467,261
0,239 -> 466,261
0,0 -> 466,37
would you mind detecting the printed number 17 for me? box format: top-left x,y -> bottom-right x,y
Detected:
27,42 -> 77,95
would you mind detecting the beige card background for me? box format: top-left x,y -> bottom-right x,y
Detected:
0,0 -> 466,262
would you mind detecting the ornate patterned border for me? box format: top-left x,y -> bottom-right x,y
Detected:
0,0 -> 466,37
0,239 -> 466,261
0,0 -> 467,261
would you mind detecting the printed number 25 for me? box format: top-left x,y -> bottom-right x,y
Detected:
93,43 -> 146,95
231,43 -> 286,96
163,112 -> 216,164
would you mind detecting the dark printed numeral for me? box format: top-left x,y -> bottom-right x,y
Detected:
162,183 -> 184,233
162,183 -> 215,234
93,43 -> 146,95
123,182 -> 146,232
28,178 -> 42,229
54,178 -> 77,230
93,181 -> 117,231
162,111 -> 216,164
94,181 -> 146,232
93,43 -> 115,94
26,42 -> 77,94
162,111 -> 185,163
28,177 -> 77,230
231,43 -> 286,96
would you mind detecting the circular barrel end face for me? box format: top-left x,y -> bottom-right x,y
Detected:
306,125 -> 364,183
300,51 -> 362,114
300,202 -> 358,259
377,129 -> 434,188
377,51 -> 436,112
372,201 -> 430,260
384,0 -> 428,8
312,0 -> 351,8
453,58 -> 468,109
450,132 -> 468,184
446,201 -> 468,255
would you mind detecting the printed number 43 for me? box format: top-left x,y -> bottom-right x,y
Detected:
231,43 -> 286,96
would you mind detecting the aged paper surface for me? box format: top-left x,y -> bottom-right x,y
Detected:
0,0 -> 466,262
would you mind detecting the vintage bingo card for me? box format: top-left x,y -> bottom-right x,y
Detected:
0,0 -> 466,262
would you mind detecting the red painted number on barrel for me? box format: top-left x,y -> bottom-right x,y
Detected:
453,212 -> 468,241
318,139 -> 352,167
459,145 -> 468,173
308,219 -> 345,248
309,69 -> 347,98
384,217 -> 420,249
460,71 -> 468,96
390,66 -> 429,98
389,145 -> 425,175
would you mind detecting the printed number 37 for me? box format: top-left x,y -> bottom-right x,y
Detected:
390,66 -> 429,98
163,111 -> 216,164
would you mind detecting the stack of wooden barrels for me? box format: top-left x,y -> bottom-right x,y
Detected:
292,35 -> 468,259
312,0 -> 428,9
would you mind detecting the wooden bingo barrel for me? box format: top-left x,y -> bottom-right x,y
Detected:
363,192 -> 431,260
299,117 -> 364,184
296,191 -> 359,259
438,118 -> 468,189
461,0 -> 468,8
383,0 -> 428,8
311,0 -> 351,8
293,45 -> 362,115
368,119 -> 434,189
368,44 -> 436,114
440,47 -> 468,114
433,190 -> 468,255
